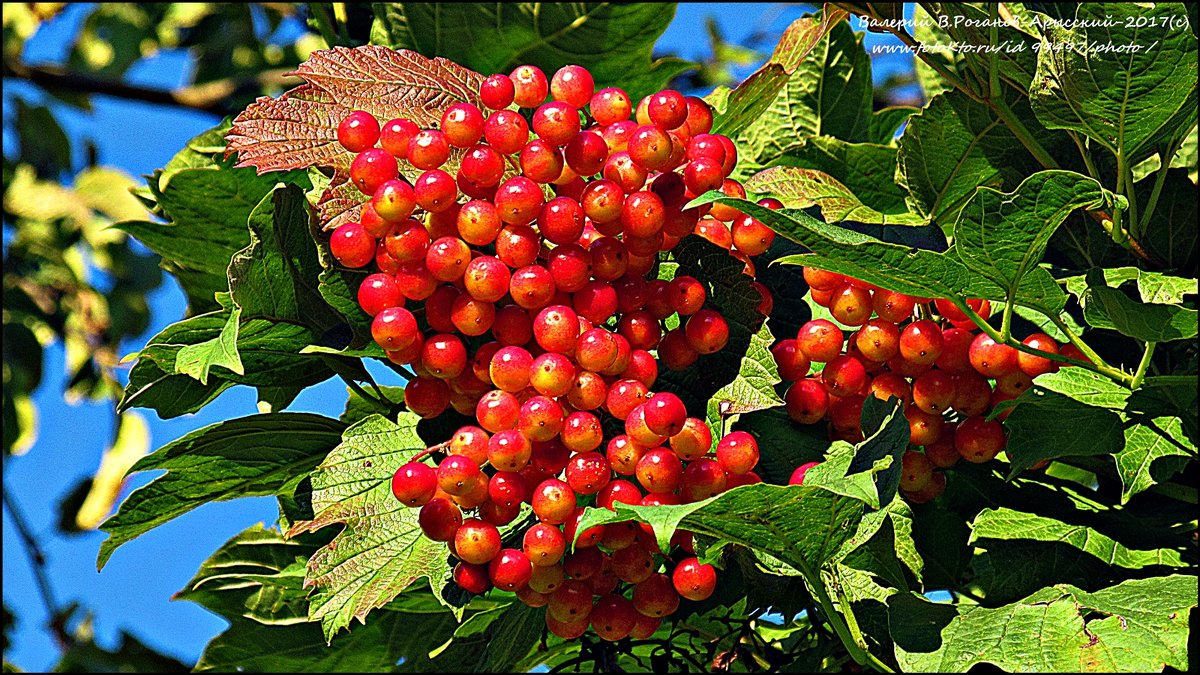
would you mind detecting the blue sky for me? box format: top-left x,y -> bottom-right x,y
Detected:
2,4 -> 913,670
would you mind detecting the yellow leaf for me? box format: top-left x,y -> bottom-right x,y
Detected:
75,412 -> 150,530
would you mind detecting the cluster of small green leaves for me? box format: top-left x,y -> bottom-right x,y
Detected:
94,2 -> 1196,673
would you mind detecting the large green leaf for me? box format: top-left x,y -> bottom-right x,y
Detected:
1116,414 -> 1194,504
195,609 -> 458,672
1063,266 -> 1198,306
1079,269 -> 1198,342
1030,3 -> 1198,163
746,166 -> 924,226
686,194 -> 1068,316
919,2 -> 1040,93
969,507 -> 1186,569
369,3 -> 690,103
773,138 -> 912,216
1001,378 -> 1127,476
574,483 -> 864,575
843,395 -> 910,509
953,170 -> 1115,306
889,575 -> 1197,672
97,413 -> 345,569
287,413 -> 454,641
897,89 -> 1051,227
176,524 -> 314,625
424,602 -> 545,673
735,19 -> 872,175
703,321 -> 783,443
118,357 -> 234,418
709,9 -> 848,138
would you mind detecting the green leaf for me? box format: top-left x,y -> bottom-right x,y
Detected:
953,170 -> 1114,305
1115,415 -> 1194,504
1030,3 -> 1198,163
710,9 -> 848,138
196,609 -> 458,672
134,310 -> 334,391
174,305 -> 245,384
746,164 -> 923,227
844,396 -> 910,509
287,414 -> 454,641
889,575 -> 1197,672
1002,383 -> 1126,476
574,483 -> 864,574
176,524 -> 313,625
704,321 -> 783,441
97,413 -> 345,569
867,106 -> 917,145
839,500 -> 921,589
230,184 -> 341,330
686,195 -> 1066,316
920,2 -> 1040,92
774,137 -> 912,216
734,19 -> 870,175
1080,269 -> 1198,342
653,236 -> 766,417
425,602 -> 545,673
803,441 -> 879,509
118,358 -> 233,418
969,507 -> 1186,569
897,89 -> 1052,227
369,3 -> 690,103
1064,266 -> 1198,306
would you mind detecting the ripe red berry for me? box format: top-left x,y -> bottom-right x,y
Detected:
549,64 -> 594,108
418,497 -> 462,541
829,283 -> 874,327
532,478 -> 576,525
797,319 -> 844,363
669,417 -> 712,461
523,522 -> 566,566
391,461 -> 437,507
911,369 -> 956,414
371,307 -> 420,351
510,64 -> 549,108
821,355 -> 868,397
494,175 -> 545,225
484,109 -> 530,154
479,73 -> 515,109
591,594 -> 638,642
533,305 -> 581,354
647,90 -> 688,129
685,309 -> 729,354
489,548 -> 533,591
681,457 -> 728,501
628,124 -> 673,171
968,333 -> 1019,378
337,110 -> 380,152
455,518 -> 502,565
350,148 -> 398,196
635,448 -> 684,494
785,379 -> 829,424
644,392 -> 687,437
715,431 -> 759,475
955,416 -> 1006,463
899,451 -> 934,492
1018,333 -> 1060,377
672,558 -> 716,601
407,129 -> 450,170
899,320 -> 944,365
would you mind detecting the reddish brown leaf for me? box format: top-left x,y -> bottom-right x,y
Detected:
226,46 -> 486,229
226,84 -> 353,176
293,46 -> 484,128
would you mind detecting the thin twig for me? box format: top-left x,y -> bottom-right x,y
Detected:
2,484 -> 72,648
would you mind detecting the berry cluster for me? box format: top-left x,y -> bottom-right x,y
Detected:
328,63 -> 778,641
778,268 -> 1082,501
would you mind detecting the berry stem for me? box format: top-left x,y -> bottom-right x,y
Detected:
1129,341 -> 1156,390
948,296 -> 1133,386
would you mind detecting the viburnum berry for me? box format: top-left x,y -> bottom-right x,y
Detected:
899,319 -> 944,365
647,89 -> 688,129
968,333 -> 1019,378
510,64 -> 549,108
955,416 -> 1006,463
684,309 -> 729,354
484,109 -> 530,155
407,129 -> 450,170
788,461 -> 821,485
337,110 -> 380,152
672,558 -> 716,601
1018,333 -> 1060,377
797,319 -> 844,363
380,117 -> 419,158
489,548 -> 533,591
418,498 -> 462,542
479,73 -> 515,110
715,431 -> 759,475
454,562 -> 492,594
681,457 -> 727,501
392,461 -> 437,507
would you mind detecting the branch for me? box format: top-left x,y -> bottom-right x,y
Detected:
3,59 -> 295,117
2,482 -> 73,649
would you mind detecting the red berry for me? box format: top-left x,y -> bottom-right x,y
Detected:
489,548 -> 533,591
455,518 -> 502,565
591,594 -> 638,641
479,73 -> 515,110
510,64 -> 549,108
684,309 -> 729,354
371,307 -> 420,351
418,498 -> 462,541
337,110 -> 380,152
350,148 -> 399,196
672,557 -> 716,601
550,64 -> 595,108
647,90 -> 688,129
715,431 -> 759,475
591,87 -> 633,125
441,102 -> 485,148
532,478 -> 576,525
797,319 -> 844,363
484,110 -> 530,155
785,379 -> 829,424
1018,333 -> 1060,377
380,118 -> 419,158
407,129 -> 450,170
391,461 -> 437,507
789,461 -> 820,485
955,416 -> 1006,463
523,522 -> 566,566
899,320 -> 944,365
454,562 -> 492,594
968,333 -> 1019,378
